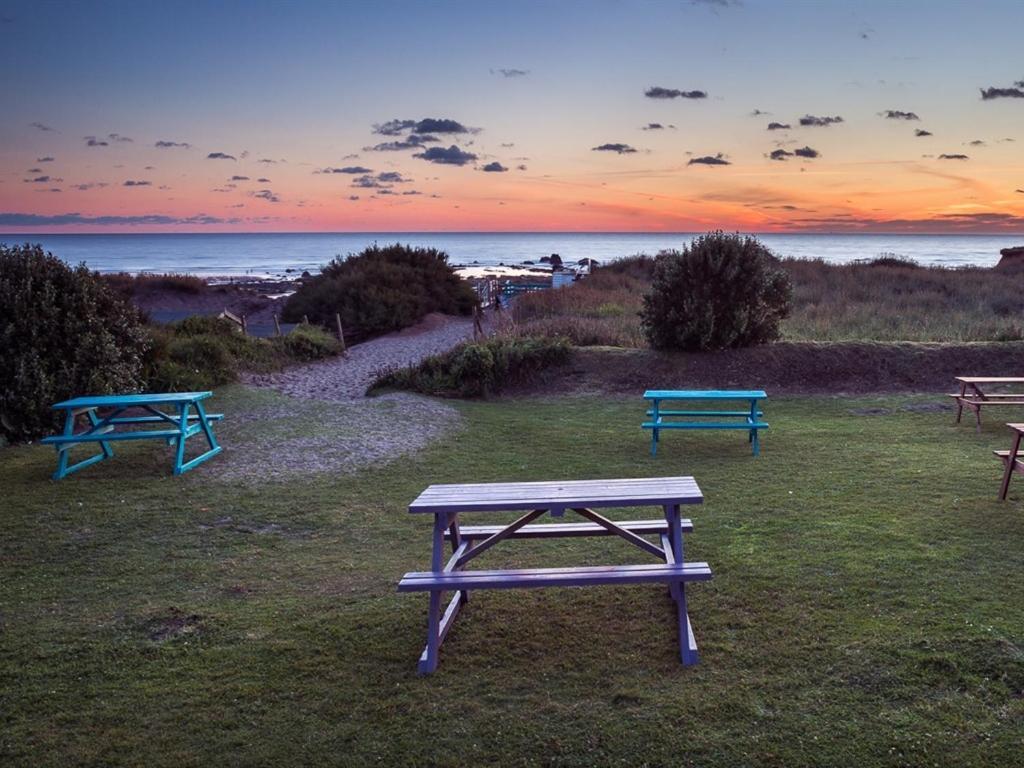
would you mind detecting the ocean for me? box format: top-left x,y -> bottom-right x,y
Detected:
0,232 -> 1020,277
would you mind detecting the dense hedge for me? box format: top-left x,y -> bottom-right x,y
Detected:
641,232 -> 792,352
0,244 -> 150,442
371,336 -> 570,398
282,243 -> 477,342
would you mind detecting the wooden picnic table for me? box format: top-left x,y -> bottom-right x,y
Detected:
40,392 -> 223,479
643,390 -> 768,456
951,377 -> 1024,432
398,477 -> 712,674
996,423 -> 1024,500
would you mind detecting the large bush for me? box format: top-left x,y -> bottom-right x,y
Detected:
641,232 -> 792,351
0,244 -> 150,442
282,243 -> 477,342
371,336 -> 571,398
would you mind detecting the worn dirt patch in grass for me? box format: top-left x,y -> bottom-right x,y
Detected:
206,388 -> 463,483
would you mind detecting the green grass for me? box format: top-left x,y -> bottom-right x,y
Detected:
2,388 -> 1024,766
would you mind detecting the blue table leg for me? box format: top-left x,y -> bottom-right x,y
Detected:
749,399 -> 760,456
174,400 -> 223,474
172,403 -> 191,475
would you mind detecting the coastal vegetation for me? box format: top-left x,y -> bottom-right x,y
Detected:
146,317 -> 341,392
640,232 -> 792,351
513,251 -> 1024,346
2,388 -> 1023,766
371,335 -> 570,397
0,245 -> 343,442
0,244 -> 150,443
282,243 -> 477,343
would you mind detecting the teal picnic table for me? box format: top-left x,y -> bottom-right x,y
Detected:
643,390 -> 768,456
41,392 -> 223,480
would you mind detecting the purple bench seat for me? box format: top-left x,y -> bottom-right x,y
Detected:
444,518 -> 692,541
399,562 -> 712,592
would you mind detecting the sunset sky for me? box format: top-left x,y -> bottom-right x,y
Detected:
1,0 -> 1023,233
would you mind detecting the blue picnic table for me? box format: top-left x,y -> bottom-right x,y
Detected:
643,390 -> 768,456
40,392 -> 223,480
398,476 -> 712,674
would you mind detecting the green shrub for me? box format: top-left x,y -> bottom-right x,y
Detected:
0,244 -> 150,442
277,324 -> 342,361
282,243 -> 477,342
372,336 -> 571,397
103,272 -> 206,299
144,317 -> 343,391
641,232 -> 792,351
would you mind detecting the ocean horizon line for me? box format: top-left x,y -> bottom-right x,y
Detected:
1,230 -> 1021,238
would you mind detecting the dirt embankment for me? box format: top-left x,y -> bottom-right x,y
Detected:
530,342 -> 1024,395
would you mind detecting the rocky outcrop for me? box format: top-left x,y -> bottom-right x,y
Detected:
997,246 -> 1024,269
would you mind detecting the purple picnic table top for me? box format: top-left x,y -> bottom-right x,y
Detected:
408,476 -> 703,514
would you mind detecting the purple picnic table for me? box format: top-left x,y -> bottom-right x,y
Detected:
398,476 -> 712,674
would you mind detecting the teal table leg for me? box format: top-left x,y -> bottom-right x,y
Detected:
53,410 -> 75,480
174,400 -> 223,474
172,403 -> 191,475
86,409 -> 115,460
750,399 -> 761,456
651,399 -> 660,456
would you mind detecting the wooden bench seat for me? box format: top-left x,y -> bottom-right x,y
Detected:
646,409 -> 763,417
399,561 -> 712,592
105,413 -> 224,424
40,424 -> 202,444
642,421 -> 769,431
446,518 -> 692,541
949,394 -> 1024,404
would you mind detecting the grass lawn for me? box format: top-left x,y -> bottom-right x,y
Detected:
2,387 -> 1023,766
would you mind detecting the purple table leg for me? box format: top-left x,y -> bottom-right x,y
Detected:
665,503 -> 699,665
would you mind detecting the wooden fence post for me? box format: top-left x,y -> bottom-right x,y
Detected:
241,314 -> 248,335
335,313 -> 348,355
302,314 -> 309,325
273,314 -> 282,337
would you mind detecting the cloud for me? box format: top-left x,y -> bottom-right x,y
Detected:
767,122 -> 791,131
257,158 -> 278,164
799,115 -> 844,127
688,153 -> 731,165
376,171 -> 409,183
642,122 -> 676,130
366,137 -> 433,152
257,177 -> 271,183
71,182 -> 109,191
492,68 -> 529,77
230,175 -> 250,181
373,118 -> 473,137
769,149 -> 792,161
592,143 -> 638,154
915,129 -> 933,137
122,180 -> 151,186
37,156 -> 55,163
516,164 -> 528,171
645,86 -> 707,99
750,109 -> 770,116
155,140 -> 191,148
84,136 -> 109,147
250,189 -> 280,202
26,168 -> 41,174
1016,189 -> 1024,194
794,146 -> 820,158
24,176 -> 53,183
402,190 -> 422,195
481,162 -> 508,172
108,133 -> 133,143
967,139 -> 986,146
29,122 -> 55,132
881,110 -> 920,120
207,152 -> 236,160
938,153 -> 969,160
0,212 -> 237,226
413,145 -> 478,166
980,83 -> 1024,100
318,166 -> 373,174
